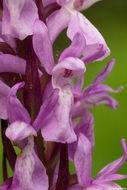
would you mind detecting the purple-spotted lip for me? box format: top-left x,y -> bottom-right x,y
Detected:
64,69 -> 72,78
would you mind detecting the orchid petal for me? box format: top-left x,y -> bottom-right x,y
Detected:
10,137 -> 49,190
83,59 -> 123,97
6,121 -> 36,143
90,181 -> 122,190
75,113 -> 94,148
0,80 -> 10,120
68,140 -> 77,161
83,91 -> 119,110
86,84 -> 123,95
67,12 -> 110,61
95,139 -> 127,180
73,76 -> 84,94
2,0 -> 38,40
74,133 -> 92,187
72,89 -> 119,121
34,80 -> 76,143
69,181 -> 122,190
83,59 -> 115,95
36,57 -> 85,143
56,0 -> 73,6
40,87 -> 77,143
53,57 -> 86,82
48,58 -> 85,143
69,177 -> 123,190
82,44 -> 107,64
59,32 -> 86,62
33,19 -> 55,74
0,184 -> 8,190
96,173 -> 127,182
47,8 -> 70,43
34,82 -> 76,143
93,59 -> 115,84
0,54 -> 26,74
0,178 -> 12,190
7,82 -> 31,124
74,0 -> 100,11
0,21 -> 16,50
69,113 -> 94,160
33,87 -> 59,131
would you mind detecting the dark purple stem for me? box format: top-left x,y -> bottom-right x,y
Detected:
0,42 -> 16,55
46,142 -> 60,188
0,0 -> 3,9
44,3 -> 61,19
55,144 -> 69,190
34,130 -> 46,165
1,120 -> 17,171
23,37 -> 45,165
23,36 -> 42,122
35,1 -> 60,22
35,0 -> 45,22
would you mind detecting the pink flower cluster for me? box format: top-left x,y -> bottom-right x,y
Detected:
0,0 -> 126,190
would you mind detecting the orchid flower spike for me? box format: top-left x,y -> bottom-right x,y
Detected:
69,136 -> 127,190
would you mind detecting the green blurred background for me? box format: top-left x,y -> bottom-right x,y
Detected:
0,0 -> 127,187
